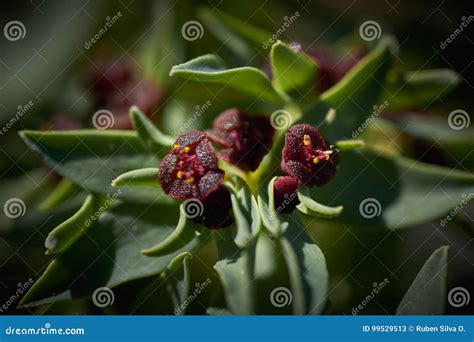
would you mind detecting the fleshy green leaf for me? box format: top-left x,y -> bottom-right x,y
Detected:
381,69 -> 460,110
20,202 -> 205,308
270,41 -> 318,99
44,194 -> 106,255
19,130 -> 168,204
39,178 -> 82,211
224,179 -> 261,248
335,139 -> 365,151
170,54 -> 284,102
397,246 -> 449,315
141,204 -> 203,256
296,185 -> 343,218
111,168 -> 159,187
257,177 -> 283,237
130,106 -> 174,157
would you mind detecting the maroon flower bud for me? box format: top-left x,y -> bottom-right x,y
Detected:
207,109 -> 274,171
281,124 -> 338,187
159,131 -> 224,200
189,187 -> 233,229
87,58 -> 134,99
273,176 -> 300,214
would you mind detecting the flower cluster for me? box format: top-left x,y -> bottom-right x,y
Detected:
159,111 -> 338,228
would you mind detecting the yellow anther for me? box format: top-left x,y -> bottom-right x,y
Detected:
303,134 -> 311,146
313,157 -> 319,164
176,171 -> 183,179
325,154 -> 330,161
183,146 -> 190,153
186,177 -> 195,184
173,144 -> 180,149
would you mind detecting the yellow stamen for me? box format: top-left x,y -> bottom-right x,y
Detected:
313,157 -> 319,164
303,134 -> 311,146
173,143 -> 180,149
325,154 -> 330,161
186,177 -> 195,184
183,146 -> 190,153
176,171 -> 183,179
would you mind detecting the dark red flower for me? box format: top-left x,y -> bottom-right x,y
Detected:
273,176 -> 300,214
189,187 -> 233,229
281,124 -> 338,187
159,131 -> 224,200
207,109 -> 274,171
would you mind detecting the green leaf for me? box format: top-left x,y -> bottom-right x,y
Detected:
380,69 -> 460,110
39,178 -> 82,211
130,106 -> 174,158
213,228 -> 256,314
270,41 -> 318,99
19,130 -> 168,204
296,185 -> 343,218
170,54 -> 284,102
281,216 -> 329,314
224,179 -> 261,248
111,168 -> 159,187
131,252 -> 191,314
335,139 -> 365,151
141,204 -> 203,256
20,202 -> 205,308
397,246 -> 449,315
44,194 -> 106,255
302,38 -> 394,140
257,177 -> 283,237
